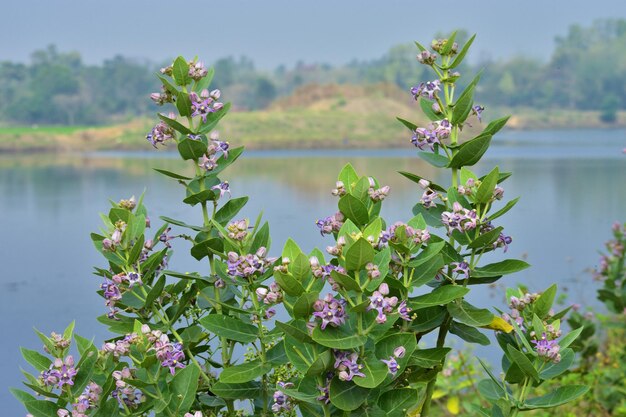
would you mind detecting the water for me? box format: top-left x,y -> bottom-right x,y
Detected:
1,129 -> 624,413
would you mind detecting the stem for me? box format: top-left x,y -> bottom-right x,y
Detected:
250,294 -> 269,416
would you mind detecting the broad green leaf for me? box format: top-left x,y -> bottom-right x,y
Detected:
540,348 -> 575,379
507,345 -> 539,382
198,394 -> 226,407
183,188 -> 214,207
451,86 -> 474,125
375,333 -> 417,373
177,137 -> 207,160
338,194 -> 369,227
448,134 -> 492,168
214,197 -> 248,225
409,285 -> 468,309
533,284 -> 557,319
409,306 -> 447,332
293,292 -> 319,319
447,300 -> 494,326
483,115 -> 510,136
558,327 -> 583,349
249,222 -> 270,254
521,385 -> 589,410
338,163 -> 359,191
282,238 -> 303,262
24,400 -> 59,417
378,388 -> 420,417
409,254 -> 445,288
176,91 -> 192,117
266,341 -> 287,366
449,321 -> 490,345
312,325 -> 367,350
275,320 -> 313,343
198,315 -> 258,343
284,335 -> 322,373
329,378 -> 368,411
330,270 -> 361,292
398,171 -> 446,192
168,364 -> 199,412
20,348 -> 51,372
408,241 -> 446,267
191,238 -> 224,260
475,166 -> 500,204
472,259 -> 530,278
144,275 -> 166,308
211,381 -> 261,399
10,387 -> 36,404
219,359 -> 272,383
397,117 -> 417,131
172,56 -> 191,86
352,358 -> 388,388
418,151 -> 449,168
420,97 -> 441,121
412,203 -> 446,228
477,379 -> 506,402
344,238 -> 375,271
291,253 -> 311,281
305,349 -> 332,377
157,113 -> 193,135
468,226 -> 503,249
409,347 -> 451,368
274,270 -> 305,296
157,74 -> 179,95
362,217 -> 383,242
449,34 -> 476,69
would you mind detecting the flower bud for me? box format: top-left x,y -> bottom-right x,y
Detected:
141,324 -> 151,334
394,346 -> 406,358
210,89 -> 221,99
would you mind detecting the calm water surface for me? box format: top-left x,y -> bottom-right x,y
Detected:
1,129 -> 625,413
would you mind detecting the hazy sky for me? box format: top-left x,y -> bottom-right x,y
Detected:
3,1 -> 626,68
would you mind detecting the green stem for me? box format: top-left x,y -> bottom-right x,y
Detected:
250,294 -> 269,416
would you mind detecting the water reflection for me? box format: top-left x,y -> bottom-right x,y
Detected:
1,135 -> 625,413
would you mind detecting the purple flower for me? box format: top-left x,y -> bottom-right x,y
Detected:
316,211 -> 345,235
188,61 -> 208,81
272,382 -> 294,413
333,350 -> 365,381
43,356 -> 78,388
199,155 -> 218,172
397,300 -> 412,321
367,284 -> 398,324
227,247 -> 275,279
472,105 -> 485,122
313,293 -> 347,330
441,202 -> 477,234
160,342 -> 186,375
126,272 -> 142,287
420,188 -> 438,208
190,91 -> 216,123
532,334 -> 561,363
211,181 -> 231,199
410,80 -> 441,100
417,50 -> 437,65
494,233 -> 512,252
452,261 -> 470,278
146,116 -> 176,148
412,119 -> 451,151
381,356 -> 399,375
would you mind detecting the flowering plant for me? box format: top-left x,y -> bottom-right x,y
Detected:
14,35 -> 589,417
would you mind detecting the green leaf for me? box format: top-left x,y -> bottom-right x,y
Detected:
397,117 -> 417,131
157,113 -> 192,135
362,217 -> 383,242
476,166 -> 500,204
441,31 -> 458,54
521,385 -> 589,410
398,171 -> 446,192
447,300 -> 494,326
159,215 -> 205,232
477,379 -> 506,402
344,238 -> 375,271
193,67 -> 215,92
534,284 -> 557,319
338,194 -> 369,227
168,364 -> 199,412
507,345 -> 540,382
312,325 -> 367,350
266,341 -> 287,366
409,254 -> 445,288
191,238 -> 224,260
409,306 -> 447,332
157,74 -> 179,95
488,197 -> 520,221
211,381 -> 261,399
329,378 -> 368,411
176,91 -> 192,117
293,292 -> 319,319
420,98 -> 441,121
352,358 -> 388,388
468,226 -> 503,249
275,320 -> 314,343
291,252 -> 311,281
338,163 -> 359,192
198,102 -> 232,133
172,56 -> 190,86
177,137 -> 207,160
409,347 -> 451,368
10,387 -> 36,404
198,394 -> 226,407
20,348 -> 51,372
282,238 -> 303,261
449,34 -> 476,69
33,329 -> 56,357
409,285 -> 469,309
483,115 -> 510,136
412,203 -> 446,228
274,271 -> 305,296
451,86 -> 474,125
145,275 -> 166,308
330,270 -> 361,292
449,321 -> 490,345
473,259 -> 530,277
378,388 -> 420,417
250,221 -> 270,254
219,359 -> 272,383
558,327 -> 583,349
198,315 -> 258,343
214,197 -> 248,225
376,333 -> 418,372
24,400 -> 59,417
418,151 -> 449,168
448,133 -> 492,168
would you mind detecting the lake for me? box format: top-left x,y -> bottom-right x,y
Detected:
1,129 -> 625,414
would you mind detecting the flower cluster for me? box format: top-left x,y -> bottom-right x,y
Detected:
102,220 -> 126,252
441,202 -> 477,234
57,382 -> 102,417
111,367 -> 143,409
532,333 -> 561,363
417,50 -> 437,65
144,328 -> 186,375
227,247 -> 275,279
40,356 -> 78,389
150,86 -> 175,106
313,294 -> 347,330
44,332 -> 70,353
331,181 -> 346,197
310,258 -> 348,290
594,221 -> 626,281
411,80 -> 441,100
411,119 -> 451,151
501,292 -> 540,328
272,381 -> 294,413
189,89 -> 223,123
368,185 -> 391,202
326,235 -> 347,257
379,222 -> 430,248
226,218 -> 249,241
316,211 -> 345,236
146,114 -> 176,148
102,333 -> 139,357
333,350 -> 365,381
197,131 -> 230,172
418,179 -> 439,208
431,38 -> 458,54
316,373 -> 333,404
256,282 -> 283,305
381,346 -> 406,376
188,61 -> 208,81
367,283 -> 411,323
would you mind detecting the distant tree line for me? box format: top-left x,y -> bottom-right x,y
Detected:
1,19 -> 625,125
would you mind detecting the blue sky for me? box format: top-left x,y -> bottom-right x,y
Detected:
3,0 -> 626,67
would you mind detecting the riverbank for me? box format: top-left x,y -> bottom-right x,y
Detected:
2,90 -> 625,153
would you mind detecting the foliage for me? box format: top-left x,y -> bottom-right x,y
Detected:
13,36 -> 590,417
